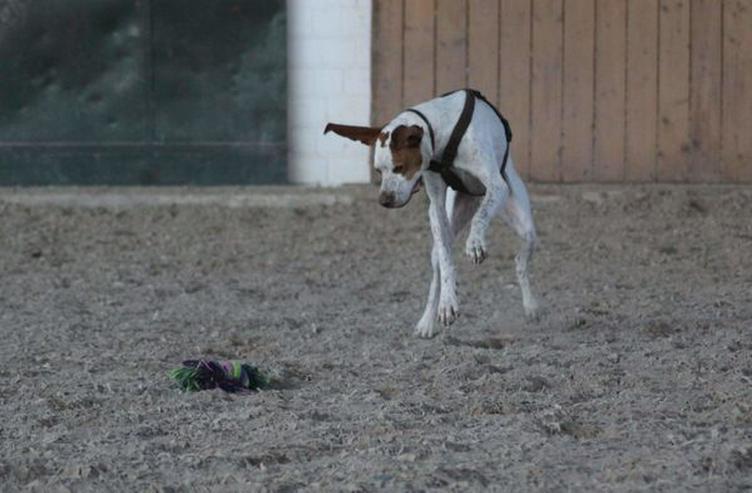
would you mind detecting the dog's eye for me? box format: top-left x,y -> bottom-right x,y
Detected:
393,165 -> 403,173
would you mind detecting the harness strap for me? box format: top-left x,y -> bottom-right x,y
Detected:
404,108 -> 435,153
407,89 -> 513,195
408,107 -> 471,194
428,89 -> 476,177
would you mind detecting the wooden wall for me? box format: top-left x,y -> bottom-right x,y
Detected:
372,0 -> 752,183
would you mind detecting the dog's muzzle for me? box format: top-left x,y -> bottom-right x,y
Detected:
378,191 -> 397,208
379,178 -> 422,208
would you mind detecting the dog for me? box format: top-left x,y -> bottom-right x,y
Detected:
325,89 -> 539,338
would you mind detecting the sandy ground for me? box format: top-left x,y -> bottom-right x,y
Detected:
1,184 -> 751,492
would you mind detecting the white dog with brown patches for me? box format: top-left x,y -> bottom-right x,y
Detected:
325,89 -> 539,338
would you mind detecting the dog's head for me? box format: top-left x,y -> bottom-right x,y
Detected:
324,121 -> 426,208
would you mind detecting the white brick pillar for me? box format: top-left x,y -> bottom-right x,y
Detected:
287,0 -> 372,185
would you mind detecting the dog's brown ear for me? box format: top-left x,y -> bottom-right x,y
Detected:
391,125 -> 423,149
324,123 -> 382,146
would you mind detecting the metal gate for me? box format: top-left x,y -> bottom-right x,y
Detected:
0,0 -> 286,185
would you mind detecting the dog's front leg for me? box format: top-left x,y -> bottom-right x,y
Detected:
415,242 -> 442,338
416,188 -> 457,338
466,172 -> 509,263
423,175 -> 458,329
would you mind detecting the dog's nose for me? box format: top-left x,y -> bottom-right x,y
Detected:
379,191 -> 396,207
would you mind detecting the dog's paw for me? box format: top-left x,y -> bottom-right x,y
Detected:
414,317 -> 439,339
524,298 -> 541,322
465,235 -> 487,264
437,295 -> 459,326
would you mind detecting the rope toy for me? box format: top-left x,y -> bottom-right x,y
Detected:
169,359 -> 268,393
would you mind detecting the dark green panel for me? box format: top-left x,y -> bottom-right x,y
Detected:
152,0 -> 286,143
0,145 -> 286,185
0,0 -> 148,141
0,0 -> 286,185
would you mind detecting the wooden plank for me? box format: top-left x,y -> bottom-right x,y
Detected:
404,0 -> 435,105
593,0 -> 626,182
722,0 -> 752,183
657,0 -> 690,182
372,0 -> 404,125
371,0 -> 404,183
530,0 -> 563,182
435,0 -> 467,94
625,0 -> 658,182
468,0 -> 499,100
689,0 -> 722,182
561,0 -> 594,182
499,0 -> 531,179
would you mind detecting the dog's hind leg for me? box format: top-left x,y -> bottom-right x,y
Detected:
500,161 -> 540,321
415,189 -> 481,338
465,160 -> 510,264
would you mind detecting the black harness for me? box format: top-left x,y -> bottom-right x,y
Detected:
405,89 -> 513,196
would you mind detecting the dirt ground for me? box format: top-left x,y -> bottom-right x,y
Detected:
1,184 -> 751,492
